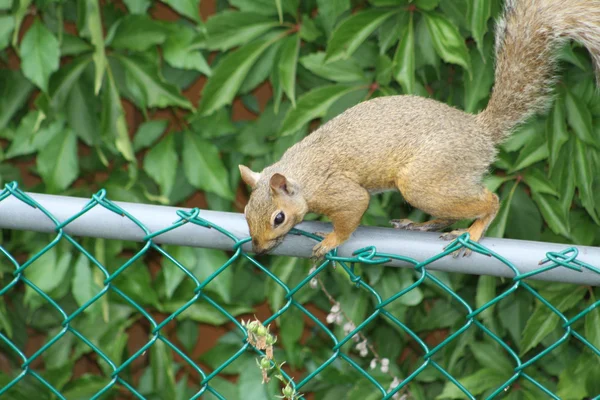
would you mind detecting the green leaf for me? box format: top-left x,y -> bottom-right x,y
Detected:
49,56 -> 92,111
61,34 -> 93,56
278,34 -> 299,107
469,341 -> 513,374
546,95 -> 569,173
475,274 -> 497,321
464,42 -> 494,113
240,39 -> 282,95
377,269 -> 423,310
265,256 -> 300,313
84,0 -> 106,94
37,127 -> 79,193
299,15 -> 321,42
161,0 -> 201,22
163,25 -> 211,75
299,52 -> 366,83
61,376 -> 110,399
487,179 -> 518,238
415,0 -> 440,11
71,253 -> 101,314
573,137 -> 600,224
161,302 -> 252,325
25,247 -> 72,299
123,0 -> 151,14
67,78 -> 100,146
237,357 -> 279,399
437,368 -> 507,399
0,69 -> 34,131
133,120 -> 168,151
584,298 -> 600,351
230,0 -> 297,17
378,12 -> 403,55
325,9 -> 398,62
509,131 -> 549,172
520,286 -> 586,355
204,11 -> 279,51
199,36 -> 276,116
101,68 -> 135,162
20,19 -> 60,92
531,192 -> 570,237
151,340 -> 176,400
522,168 -> 558,197
565,89 -> 598,148
317,0 -> 351,34
113,54 -> 193,110
423,11 -> 471,75
504,185 -> 542,240
280,84 -> 363,136
393,13 -> 415,94
176,319 -> 198,352
5,110 -> 45,159
11,0 -> 31,49
415,15 -> 440,72
0,15 -> 14,51
376,54 -> 393,86
467,0 -> 491,56
183,131 -> 234,199
556,357 -> 590,400
144,135 -> 178,197
484,174 -> 513,193
109,15 -> 168,51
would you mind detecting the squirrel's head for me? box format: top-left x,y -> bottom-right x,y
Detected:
239,165 -> 308,255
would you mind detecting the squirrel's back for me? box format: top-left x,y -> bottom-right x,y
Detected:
276,96 -> 493,192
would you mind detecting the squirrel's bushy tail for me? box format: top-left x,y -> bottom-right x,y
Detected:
477,0 -> 600,143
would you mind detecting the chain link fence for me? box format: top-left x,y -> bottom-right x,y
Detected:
0,181 -> 599,400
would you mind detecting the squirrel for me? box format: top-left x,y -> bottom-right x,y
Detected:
239,0 -> 600,259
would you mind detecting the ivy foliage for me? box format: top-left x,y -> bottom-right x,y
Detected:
1,0 -> 600,399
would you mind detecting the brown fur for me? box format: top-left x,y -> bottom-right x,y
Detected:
240,0 -> 600,258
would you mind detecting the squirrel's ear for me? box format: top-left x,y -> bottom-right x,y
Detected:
239,165 -> 261,189
270,173 -> 297,196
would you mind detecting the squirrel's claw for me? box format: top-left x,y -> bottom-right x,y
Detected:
440,229 -> 472,258
439,229 -> 468,241
311,242 -> 330,260
390,219 -> 415,230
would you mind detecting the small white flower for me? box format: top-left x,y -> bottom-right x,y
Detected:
355,340 -> 368,357
389,376 -> 401,388
389,377 -> 403,399
381,364 -> 389,373
370,358 -> 377,370
330,303 -> 340,313
310,278 -> 318,289
343,322 -> 355,335
335,313 -> 343,325
381,358 -> 390,367
326,313 -> 336,324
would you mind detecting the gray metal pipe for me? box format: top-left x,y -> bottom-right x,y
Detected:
0,192 -> 599,286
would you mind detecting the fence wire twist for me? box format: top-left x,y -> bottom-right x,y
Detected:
0,181 -> 599,400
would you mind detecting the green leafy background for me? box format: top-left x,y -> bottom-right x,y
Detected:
1,0 -> 599,398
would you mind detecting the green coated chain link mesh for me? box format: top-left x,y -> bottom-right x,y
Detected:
0,180 -> 599,400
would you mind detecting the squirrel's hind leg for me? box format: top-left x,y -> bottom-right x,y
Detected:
390,218 -> 456,232
395,175 -> 499,257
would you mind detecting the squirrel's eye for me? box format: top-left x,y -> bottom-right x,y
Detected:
274,212 -> 285,226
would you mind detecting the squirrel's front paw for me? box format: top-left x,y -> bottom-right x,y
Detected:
311,234 -> 339,260
312,242 -> 332,260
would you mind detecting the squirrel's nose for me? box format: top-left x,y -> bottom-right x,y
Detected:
252,239 -> 265,255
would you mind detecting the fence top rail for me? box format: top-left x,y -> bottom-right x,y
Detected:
0,190 -> 599,286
